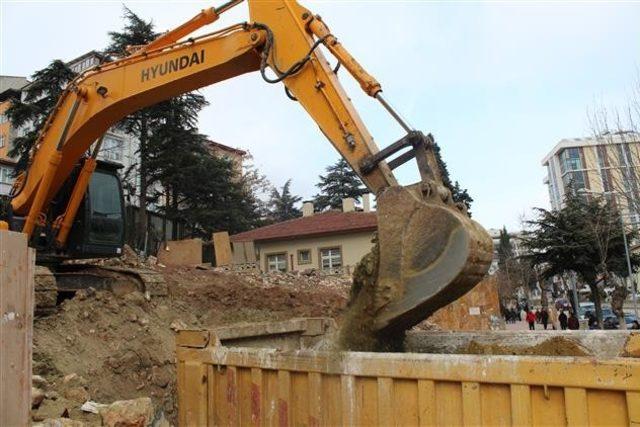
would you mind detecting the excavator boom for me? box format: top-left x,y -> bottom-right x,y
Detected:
6,0 -> 492,339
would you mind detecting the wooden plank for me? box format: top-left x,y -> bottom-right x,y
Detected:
176,330 -> 210,348
250,368 -> 263,427
564,387 -> 588,426
462,382 -> 482,426
278,370 -> 291,427
207,365 -> 217,427
510,384 -> 532,426
227,366 -> 239,426
212,231 -> 232,266
627,391 -> 640,426
182,361 -> 208,426
184,346 -> 640,391
0,231 -> 34,427
418,379 -> 437,426
307,372 -> 322,427
341,375 -> 356,426
377,377 -> 394,426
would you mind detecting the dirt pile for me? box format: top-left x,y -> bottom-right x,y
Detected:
32,267 -> 350,425
460,336 -> 591,357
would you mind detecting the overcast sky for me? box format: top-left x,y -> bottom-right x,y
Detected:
2,0 -> 640,231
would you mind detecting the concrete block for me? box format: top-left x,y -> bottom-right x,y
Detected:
157,238 -> 203,266
212,232 -> 232,266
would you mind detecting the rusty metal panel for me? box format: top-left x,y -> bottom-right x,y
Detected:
177,328 -> 640,426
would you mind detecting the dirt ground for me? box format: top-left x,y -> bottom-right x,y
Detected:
32,266 -> 350,425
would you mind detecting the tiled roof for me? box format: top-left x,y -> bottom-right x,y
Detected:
230,211 -> 377,243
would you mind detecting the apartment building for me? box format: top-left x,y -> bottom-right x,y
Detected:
0,76 -> 29,195
542,132 -> 640,222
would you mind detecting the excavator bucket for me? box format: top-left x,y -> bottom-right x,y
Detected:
372,184 -> 493,334
340,131 -> 493,350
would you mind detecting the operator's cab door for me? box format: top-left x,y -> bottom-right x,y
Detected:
67,161 -> 125,258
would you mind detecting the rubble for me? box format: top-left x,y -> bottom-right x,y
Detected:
32,265 -> 349,425
99,397 -> 154,427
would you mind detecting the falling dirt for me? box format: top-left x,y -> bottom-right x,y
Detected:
338,238 -> 405,352
32,267 -> 350,424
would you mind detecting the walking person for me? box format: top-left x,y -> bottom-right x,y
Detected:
526,310 -> 536,330
541,308 -> 549,330
549,305 -> 559,330
568,311 -> 580,330
559,310 -> 568,330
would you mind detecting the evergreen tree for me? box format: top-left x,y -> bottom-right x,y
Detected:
147,126 -> 261,237
522,192 -> 640,328
105,6 -> 207,251
314,158 -> 365,211
5,60 -> 76,173
497,226 -> 514,269
432,142 -> 474,213
267,179 -> 302,222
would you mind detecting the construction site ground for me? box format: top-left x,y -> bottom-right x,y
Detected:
31,265 -> 351,425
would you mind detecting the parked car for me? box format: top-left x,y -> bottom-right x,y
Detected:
601,313 -> 639,330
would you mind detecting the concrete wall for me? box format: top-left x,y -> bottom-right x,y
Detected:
157,238 -> 203,266
427,275 -> 501,331
255,231 -> 375,273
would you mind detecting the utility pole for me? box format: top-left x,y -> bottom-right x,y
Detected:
620,213 -> 639,317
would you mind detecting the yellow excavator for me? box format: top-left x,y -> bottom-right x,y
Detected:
1,0 -> 492,334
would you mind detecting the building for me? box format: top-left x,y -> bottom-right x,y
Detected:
206,140 -> 246,175
542,132 -> 640,224
230,196 -> 375,273
0,76 -> 29,194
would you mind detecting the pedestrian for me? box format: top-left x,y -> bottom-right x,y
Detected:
549,305 -> 559,330
587,312 -> 597,329
568,311 -> 580,330
559,310 -> 568,330
541,308 -> 549,330
526,310 -> 536,330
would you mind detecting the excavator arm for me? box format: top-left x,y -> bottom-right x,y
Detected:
7,0 -> 492,337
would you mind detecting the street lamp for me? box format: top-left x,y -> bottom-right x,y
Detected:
578,188 -> 639,318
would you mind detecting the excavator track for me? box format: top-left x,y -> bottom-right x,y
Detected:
34,264 -> 167,315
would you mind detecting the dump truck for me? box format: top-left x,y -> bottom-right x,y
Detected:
176,318 -> 640,426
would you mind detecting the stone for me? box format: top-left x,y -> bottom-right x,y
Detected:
99,397 -> 154,427
64,386 -> 90,403
39,418 -> 86,427
62,373 -> 87,387
170,319 -> 187,332
32,374 -> 49,389
32,387 -> 45,408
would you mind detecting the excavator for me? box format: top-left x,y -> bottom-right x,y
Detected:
0,0 -> 492,336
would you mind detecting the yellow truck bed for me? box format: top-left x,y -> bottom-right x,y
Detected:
176,318 -> 640,426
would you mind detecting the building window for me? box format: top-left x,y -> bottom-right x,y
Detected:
101,135 -> 124,162
562,170 -> 586,193
297,249 -> 311,265
320,247 -> 342,271
559,147 -> 582,174
266,253 -> 287,272
0,114 -> 6,124
0,166 -> 13,184
0,134 -> 4,148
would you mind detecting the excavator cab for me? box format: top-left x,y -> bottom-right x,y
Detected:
65,161 -> 125,259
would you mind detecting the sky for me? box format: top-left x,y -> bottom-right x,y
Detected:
2,0 -> 640,231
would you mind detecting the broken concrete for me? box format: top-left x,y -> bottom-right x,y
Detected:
157,239 -> 203,266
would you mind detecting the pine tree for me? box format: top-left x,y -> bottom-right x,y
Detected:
432,142 -> 474,213
314,158 -> 365,211
105,6 -> 208,251
5,60 -> 76,173
497,226 -> 514,269
522,192 -> 640,328
267,179 -> 302,222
